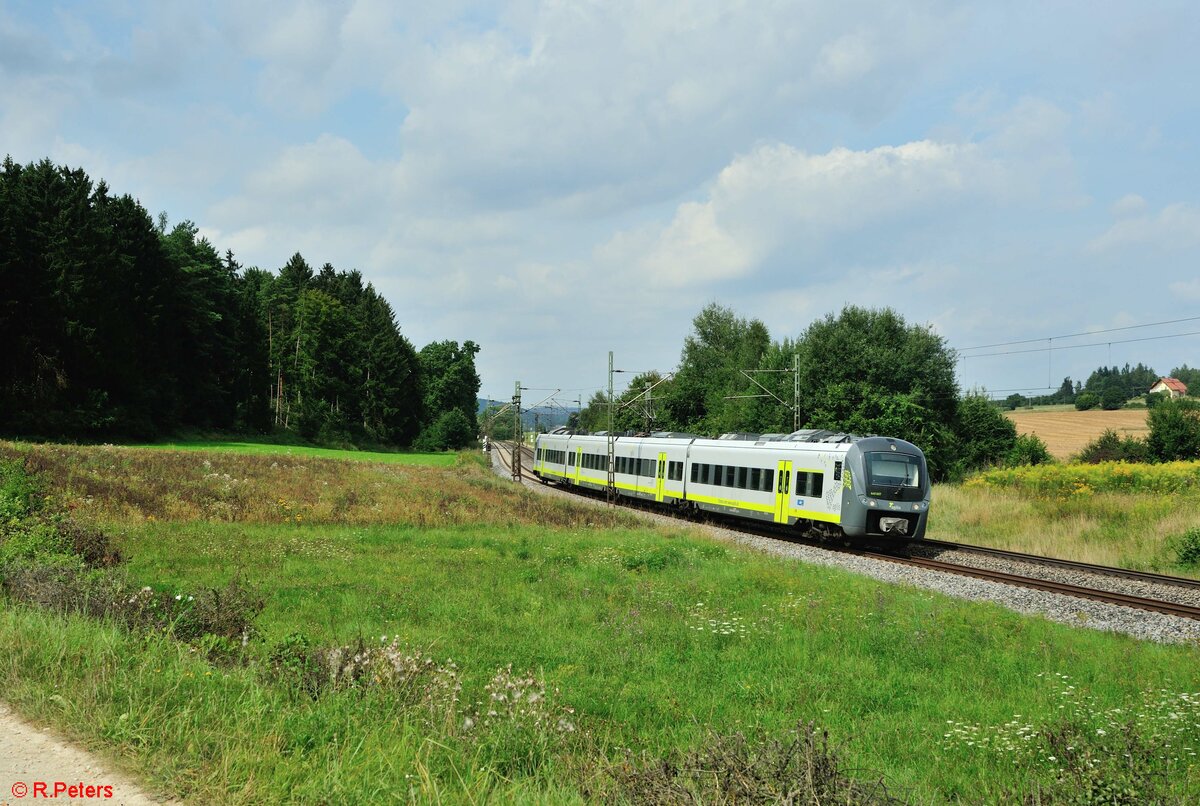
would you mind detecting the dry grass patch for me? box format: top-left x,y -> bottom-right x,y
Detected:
0,443 -> 635,531
1005,409 -> 1149,460
928,483 -> 1200,574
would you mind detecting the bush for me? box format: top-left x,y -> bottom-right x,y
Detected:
414,409 -> 476,451
1147,397 -> 1200,461
1004,433 -> 1052,467
1175,527 -> 1200,567
1100,387 -> 1126,411
1077,429 -> 1151,464
952,395 -> 1017,473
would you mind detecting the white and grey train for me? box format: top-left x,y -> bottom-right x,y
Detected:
533,429 -> 930,540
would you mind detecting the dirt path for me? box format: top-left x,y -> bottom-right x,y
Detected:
0,702 -> 165,805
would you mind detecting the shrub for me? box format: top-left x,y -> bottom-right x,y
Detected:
1004,433 -> 1052,467
1175,527 -> 1200,567
952,395 -> 1017,473
1100,387 -> 1126,411
1147,397 -> 1200,461
1074,391 -> 1099,411
414,409 -> 476,451
1076,429 -> 1151,464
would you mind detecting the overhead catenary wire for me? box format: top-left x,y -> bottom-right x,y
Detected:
955,315 -> 1200,352
957,329 -> 1200,359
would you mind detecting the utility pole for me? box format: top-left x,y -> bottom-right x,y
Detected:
607,351 -> 616,503
794,351 -> 800,432
512,381 -> 522,482
644,381 -> 652,432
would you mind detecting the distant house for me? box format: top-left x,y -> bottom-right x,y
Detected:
1149,377 -> 1189,398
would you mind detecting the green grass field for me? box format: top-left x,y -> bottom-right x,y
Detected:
2,441 -> 1199,803
127,439 -> 459,466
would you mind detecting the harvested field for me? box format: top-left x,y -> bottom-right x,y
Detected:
1004,408 -> 1149,460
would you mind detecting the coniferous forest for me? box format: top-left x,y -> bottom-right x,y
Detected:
0,157 -> 479,448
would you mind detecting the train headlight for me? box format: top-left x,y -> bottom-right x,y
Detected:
913,504 -> 920,511
868,499 -> 876,507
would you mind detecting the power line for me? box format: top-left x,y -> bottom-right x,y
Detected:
958,329 -> 1200,359
956,315 -> 1200,352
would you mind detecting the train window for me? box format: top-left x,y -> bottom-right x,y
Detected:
736,467 -> 748,489
763,469 -> 774,492
691,463 -> 699,483
750,468 -> 761,490
795,471 -> 823,497
710,465 -> 721,485
668,461 -> 679,481
725,466 -> 735,487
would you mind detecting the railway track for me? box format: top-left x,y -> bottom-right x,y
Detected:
492,442 -> 1200,621
491,440 -> 539,482
911,538 -> 1200,590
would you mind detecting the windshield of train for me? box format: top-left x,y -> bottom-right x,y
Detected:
864,452 -> 924,501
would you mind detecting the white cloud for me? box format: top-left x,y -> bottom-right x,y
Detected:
1088,203 -> 1200,254
383,1 -> 962,209
1110,194 -> 1147,217
1168,279 -> 1200,301
599,97 -> 1074,291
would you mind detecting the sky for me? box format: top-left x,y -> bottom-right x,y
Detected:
4,1 -> 1200,410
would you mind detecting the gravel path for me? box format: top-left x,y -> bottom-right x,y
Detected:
493,452 -> 1200,645
0,702 -> 166,805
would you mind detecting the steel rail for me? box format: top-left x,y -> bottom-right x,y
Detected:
912,538 -> 1200,590
848,548 -> 1200,621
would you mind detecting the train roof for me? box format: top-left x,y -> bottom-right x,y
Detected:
543,427 -> 866,444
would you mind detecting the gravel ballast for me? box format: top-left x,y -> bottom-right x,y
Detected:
490,451 -> 1200,645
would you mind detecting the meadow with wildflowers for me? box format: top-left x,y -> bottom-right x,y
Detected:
1,441 -> 1199,803
929,461 -> 1200,574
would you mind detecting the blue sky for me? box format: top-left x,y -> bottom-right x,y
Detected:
4,1 -> 1200,409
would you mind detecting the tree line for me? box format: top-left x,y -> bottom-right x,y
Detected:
1004,362 -> 1197,411
557,304 -> 1043,480
0,157 -> 479,449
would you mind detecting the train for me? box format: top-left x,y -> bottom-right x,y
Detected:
532,428 -> 930,540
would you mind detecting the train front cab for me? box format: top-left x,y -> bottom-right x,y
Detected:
839,437 -> 930,540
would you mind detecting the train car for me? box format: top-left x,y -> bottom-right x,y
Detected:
533,428 -> 930,540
